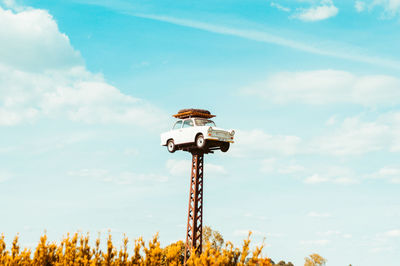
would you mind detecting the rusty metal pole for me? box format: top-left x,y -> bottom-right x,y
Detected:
184,151 -> 204,262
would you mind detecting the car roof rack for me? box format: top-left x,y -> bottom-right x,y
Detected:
173,109 -> 216,119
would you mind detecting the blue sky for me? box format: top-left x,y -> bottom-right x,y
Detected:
1,0 -> 400,265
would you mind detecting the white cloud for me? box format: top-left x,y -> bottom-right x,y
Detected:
270,2 -> 291,12
68,168 -> 168,184
124,148 -> 140,156
367,166 -> 400,181
354,0 -> 400,17
260,158 -> 359,186
317,230 -> 340,236
317,230 -> 352,238
0,7 -> 81,71
308,211 -> 332,218
312,114 -> 400,155
326,115 -> 337,126
333,177 -> 359,184
207,163 -> 228,175
0,6 -> 167,128
293,0 -> 339,21
304,167 -> 359,184
390,177 -> 400,184
30,132 -> 94,154
304,175 -> 359,184
166,159 -> 189,176
260,158 -> 276,173
68,168 -> 109,179
166,159 -> 227,176
355,1 -> 366,12
304,174 -> 330,184
243,70 -> 400,106
124,13 -> 400,70
383,229 -> 400,237
233,229 -> 265,237
370,246 -> 395,253
260,158 -> 305,174
0,171 -> 12,183
110,172 -> 168,184
0,131 -> 93,155
385,0 -> 400,14
278,164 -> 305,174
232,130 -> 301,157
243,212 -> 267,221
379,166 -> 400,177
235,112 -> 400,157
371,0 -> 400,17
300,239 -> 330,245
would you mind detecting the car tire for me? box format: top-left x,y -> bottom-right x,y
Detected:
195,134 -> 206,149
167,139 -> 176,153
220,142 -> 230,152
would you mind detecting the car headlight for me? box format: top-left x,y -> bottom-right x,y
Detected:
208,127 -> 212,133
230,130 -> 235,136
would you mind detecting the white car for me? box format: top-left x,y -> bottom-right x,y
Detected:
160,117 -> 235,153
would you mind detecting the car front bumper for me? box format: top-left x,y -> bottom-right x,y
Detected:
206,137 -> 234,143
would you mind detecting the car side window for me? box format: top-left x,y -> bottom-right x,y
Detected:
173,121 -> 182,130
183,119 -> 194,128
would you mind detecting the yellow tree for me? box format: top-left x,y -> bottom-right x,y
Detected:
304,253 -> 327,266
202,226 -> 224,250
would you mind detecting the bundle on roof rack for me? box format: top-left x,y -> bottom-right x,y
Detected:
173,109 -> 215,119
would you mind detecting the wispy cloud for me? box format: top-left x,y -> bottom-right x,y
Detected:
231,130 -> 302,157
355,1 -> 366,12
242,70 -> 400,106
0,171 -> 12,183
308,211 -> 332,218
304,173 -> 359,185
68,168 -> 168,184
293,0 -> 339,22
302,165 -> 359,185
357,0 -> 400,17
166,159 -> 227,176
260,158 -> 305,174
300,239 -> 330,245
128,13 -> 400,70
270,2 -> 291,12
375,0 -> 400,17
366,166 -> 400,183
317,230 -> 352,238
382,229 -> 400,238
311,113 -> 400,155
64,1 -> 399,71
233,229 -> 265,237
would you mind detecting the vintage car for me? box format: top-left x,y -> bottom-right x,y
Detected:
160,117 -> 235,153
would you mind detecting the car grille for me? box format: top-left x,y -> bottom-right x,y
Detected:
213,130 -> 229,138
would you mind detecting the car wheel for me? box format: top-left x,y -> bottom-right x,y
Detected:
196,134 -> 206,149
167,139 -> 176,153
220,142 -> 230,152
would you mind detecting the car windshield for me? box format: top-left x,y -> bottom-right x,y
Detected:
195,119 -> 216,127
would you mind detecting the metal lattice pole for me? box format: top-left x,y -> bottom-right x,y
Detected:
184,152 -> 204,262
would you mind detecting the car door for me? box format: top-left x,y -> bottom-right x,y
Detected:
181,119 -> 195,143
171,120 -> 183,144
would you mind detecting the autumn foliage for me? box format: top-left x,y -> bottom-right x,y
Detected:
0,231 -> 325,265
0,232 -> 272,266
